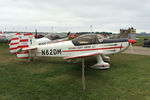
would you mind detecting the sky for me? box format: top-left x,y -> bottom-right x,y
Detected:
0,0 -> 150,33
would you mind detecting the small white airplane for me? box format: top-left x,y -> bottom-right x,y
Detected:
9,33 -> 68,54
12,33 -> 136,90
13,33 -> 136,69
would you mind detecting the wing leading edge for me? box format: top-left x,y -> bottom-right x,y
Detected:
64,51 -> 103,59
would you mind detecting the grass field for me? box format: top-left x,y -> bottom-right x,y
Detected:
0,43 -> 150,100
134,36 -> 150,46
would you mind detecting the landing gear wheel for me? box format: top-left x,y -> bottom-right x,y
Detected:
90,54 -> 110,70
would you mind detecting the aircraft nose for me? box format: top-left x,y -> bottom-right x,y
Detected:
128,39 -> 136,44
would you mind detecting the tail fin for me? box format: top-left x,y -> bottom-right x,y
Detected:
16,33 -> 38,59
9,33 -> 22,54
17,33 -> 37,50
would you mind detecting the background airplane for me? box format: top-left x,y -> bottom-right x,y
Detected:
0,32 -> 15,42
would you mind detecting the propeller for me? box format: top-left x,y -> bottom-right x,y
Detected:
128,39 -> 136,53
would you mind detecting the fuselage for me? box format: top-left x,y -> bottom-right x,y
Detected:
16,34 -> 135,60
35,39 -> 129,57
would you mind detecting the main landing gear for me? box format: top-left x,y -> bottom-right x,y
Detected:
90,54 -> 110,69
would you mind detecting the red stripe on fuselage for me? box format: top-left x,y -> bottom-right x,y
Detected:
62,46 -> 123,52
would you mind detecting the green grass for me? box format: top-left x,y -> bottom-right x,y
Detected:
134,36 -> 150,46
0,43 -> 150,100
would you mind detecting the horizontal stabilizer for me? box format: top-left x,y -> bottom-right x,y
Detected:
22,47 -> 37,51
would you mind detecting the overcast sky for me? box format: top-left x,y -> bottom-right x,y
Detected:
0,0 -> 150,33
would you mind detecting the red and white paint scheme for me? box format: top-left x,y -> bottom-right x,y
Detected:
9,33 -> 37,54
9,33 -> 22,54
14,34 -> 136,69
9,33 -> 68,54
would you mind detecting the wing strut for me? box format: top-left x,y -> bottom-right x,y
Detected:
82,58 -> 86,90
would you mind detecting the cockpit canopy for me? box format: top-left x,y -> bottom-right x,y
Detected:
45,34 -> 61,40
72,34 -> 104,46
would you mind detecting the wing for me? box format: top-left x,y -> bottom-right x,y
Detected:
64,51 -> 103,60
